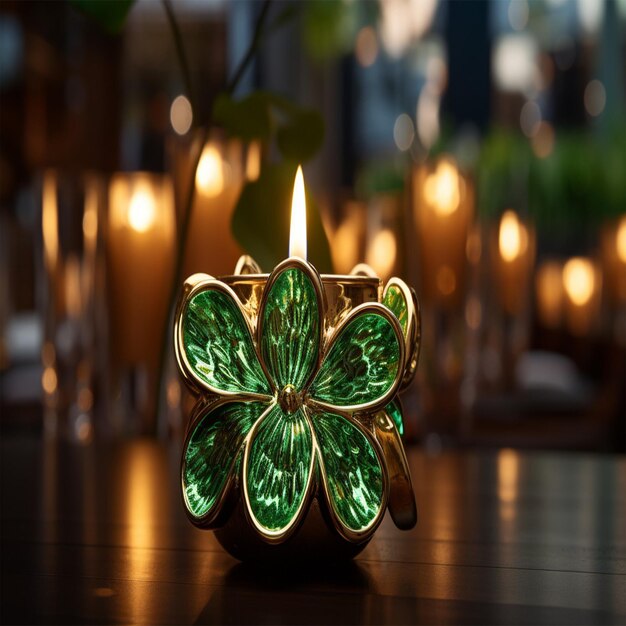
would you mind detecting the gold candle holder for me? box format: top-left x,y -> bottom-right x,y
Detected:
175,255 -> 420,560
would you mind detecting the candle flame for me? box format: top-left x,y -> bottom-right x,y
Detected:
424,159 -> 460,216
196,144 -> 224,197
563,257 -> 594,306
499,210 -> 526,262
128,183 -> 157,233
289,165 -> 307,260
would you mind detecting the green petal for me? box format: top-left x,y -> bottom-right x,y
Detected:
245,404 -> 313,535
183,401 -> 267,519
260,265 -> 321,390
183,287 -> 270,396
386,399 -> 404,436
383,284 -> 408,334
310,308 -> 401,410
313,411 -> 384,533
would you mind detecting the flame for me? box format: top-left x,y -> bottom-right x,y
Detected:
289,166 -> 307,260
127,183 -> 157,233
499,210 -> 527,262
424,159 -> 460,216
196,144 -> 224,197
563,257 -> 595,306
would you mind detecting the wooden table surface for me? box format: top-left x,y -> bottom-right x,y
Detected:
1,438 -> 625,625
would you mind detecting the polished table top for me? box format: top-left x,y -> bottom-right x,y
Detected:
1,438 -> 625,625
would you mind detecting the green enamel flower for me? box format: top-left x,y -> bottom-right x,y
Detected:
176,258 -> 407,543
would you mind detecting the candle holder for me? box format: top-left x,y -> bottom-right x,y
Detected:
174,256 -> 419,560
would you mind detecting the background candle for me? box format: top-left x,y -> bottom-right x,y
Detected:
535,260 -> 565,329
107,173 -> 175,368
493,210 -> 534,317
562,257 -> 601,337
412,157 -> 473,310
170,133 -> 254,278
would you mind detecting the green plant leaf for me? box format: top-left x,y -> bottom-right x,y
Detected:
69,0 -> 135,33
232,162 -> 333,273
303,0 -> 357,61
213,92 -> 272,141
276,109 -> 325,163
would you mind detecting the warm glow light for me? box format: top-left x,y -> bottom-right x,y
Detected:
196,145 -> 224,197
424,160 -> 460,216
64,254 -> 82,318
42,171 -> 59,272
170,94 -> 193,136
355,26 -> 378,67
366,229 -> 397,279
289,166 -> 307,260
617,216 -> 626,264
563,257 -> 595,306
83,185 -> 98,250
127,184 -> 157,233
536,261 -> 563,328
42,366 -> 57,395
498,448 -> 519,524
499,210 -> 527,262
245,141 -> 261,181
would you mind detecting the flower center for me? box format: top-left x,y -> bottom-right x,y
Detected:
278,384 -> 302,414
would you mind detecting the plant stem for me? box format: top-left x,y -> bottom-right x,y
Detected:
226,0 -> 272,94
156,0 -> 273,437
162,0 -> 196,114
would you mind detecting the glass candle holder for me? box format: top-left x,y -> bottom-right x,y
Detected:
411,156 -> 474,440
107,172 -> 176,436
39,170 -> 106,442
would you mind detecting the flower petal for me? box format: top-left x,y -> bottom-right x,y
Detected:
385,399 -> 404,436
312,410 -> 385,536
258,259 -> 323,391
382,278 -> 421,389
243,403 -> 314,538
382,282 -> 409,333
182,400 -> 267,523
309,303 -> 403,412
179,280 -> 271,397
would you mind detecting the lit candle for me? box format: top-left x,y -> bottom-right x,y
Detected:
412,157 -> 473,308
494,210 -> 534,316
108,173 -> 175,367
174,165 -> 420,559
289,165 -> 307,260
535,260 -> 564,329
562,257 -> 601,336
176,137 -> 249,277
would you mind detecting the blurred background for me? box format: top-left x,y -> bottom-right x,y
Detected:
1,0 -> 624,452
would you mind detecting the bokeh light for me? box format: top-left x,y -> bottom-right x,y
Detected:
169,94 -> 193,136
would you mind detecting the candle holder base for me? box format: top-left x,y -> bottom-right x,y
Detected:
214,495 -> 370,562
